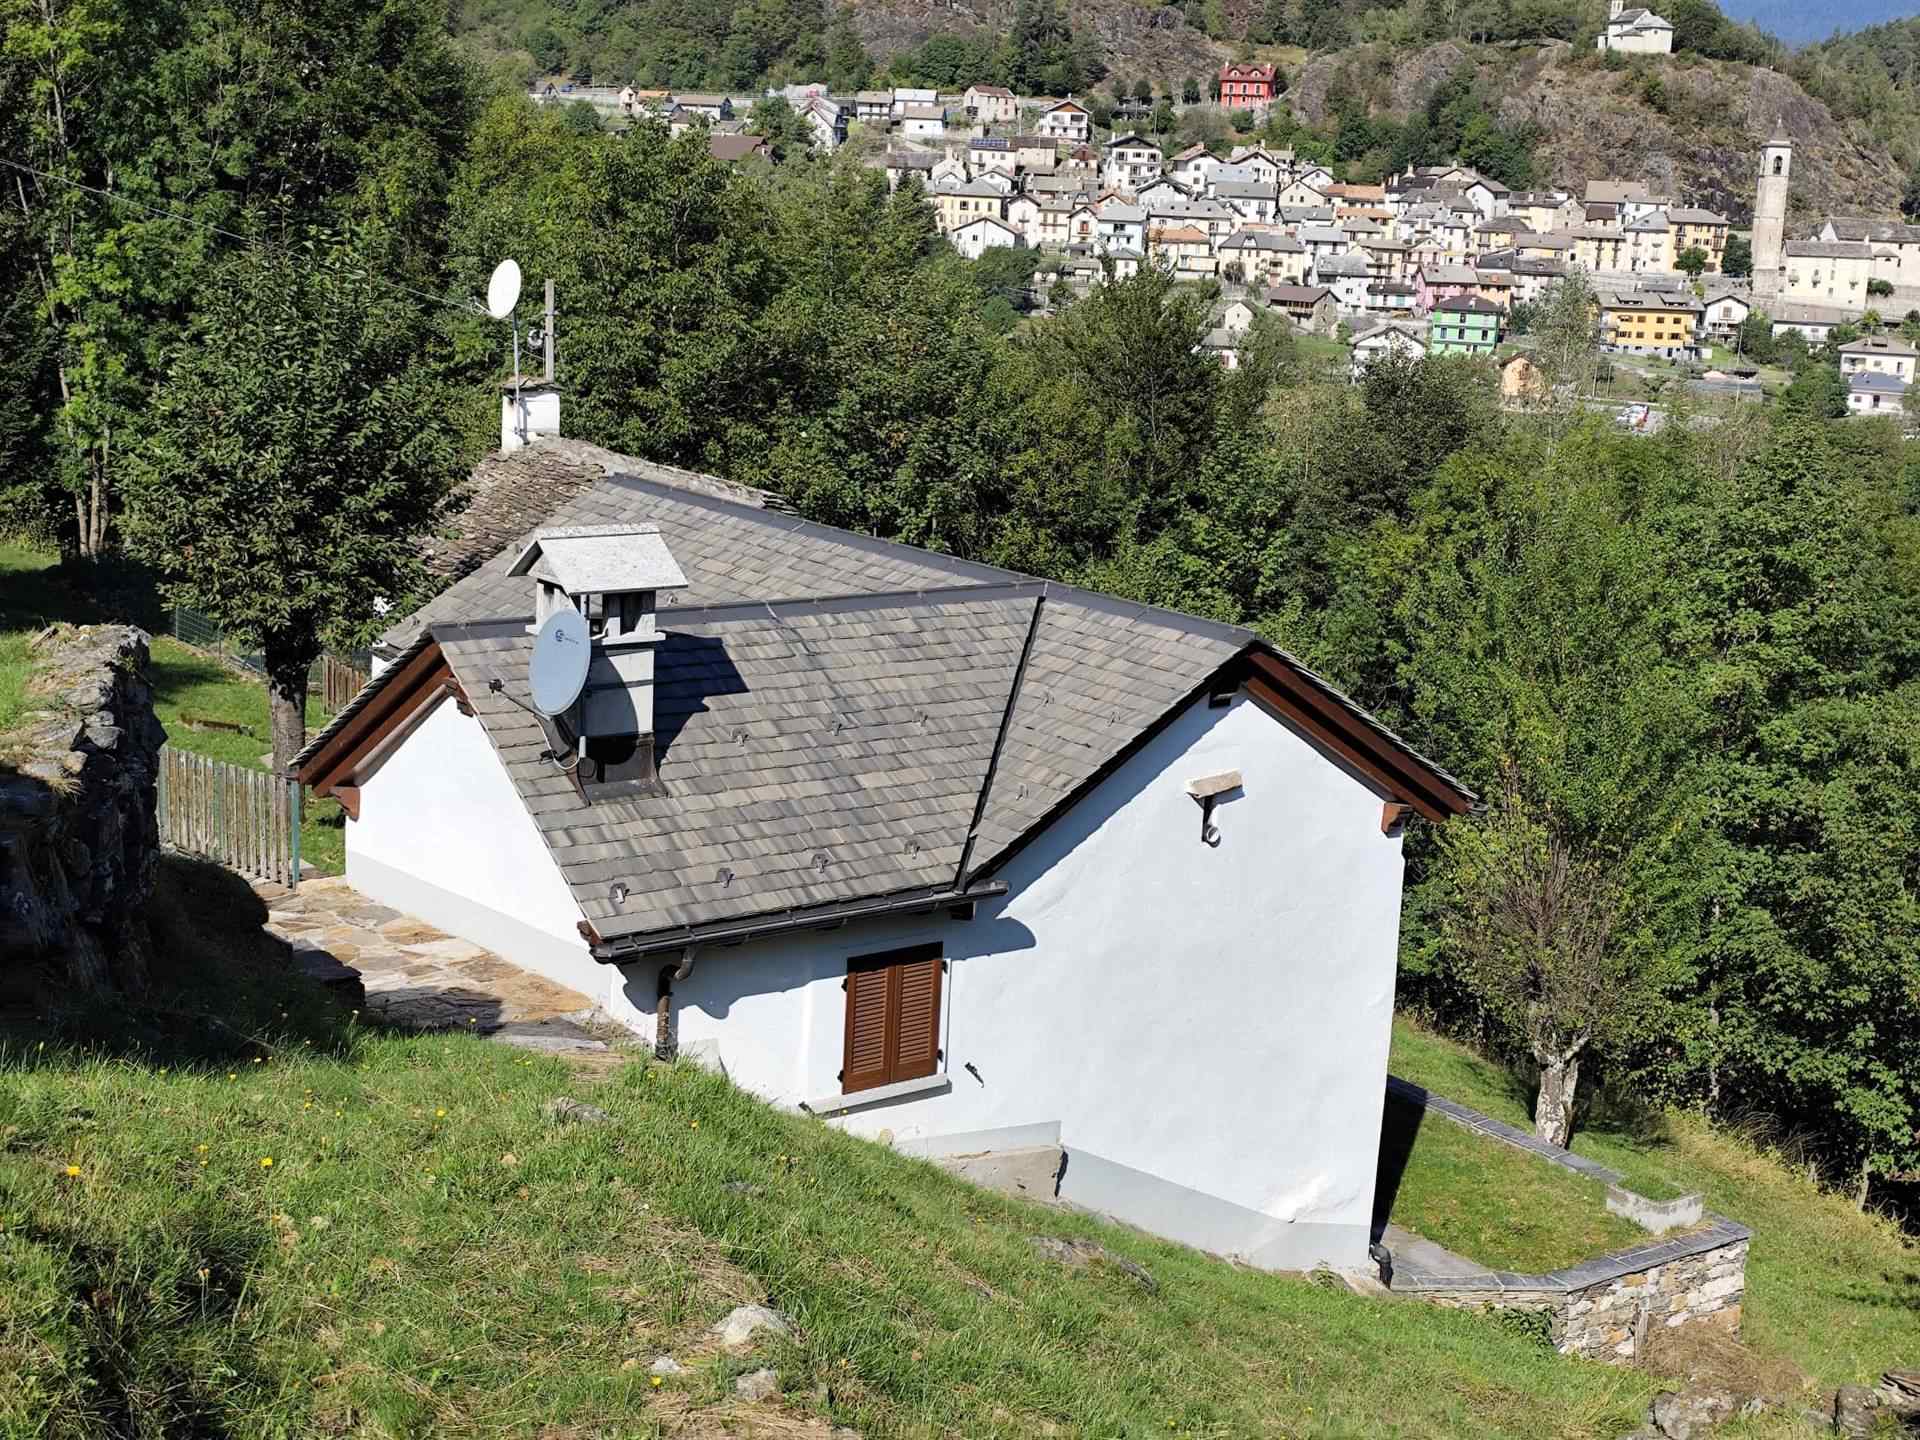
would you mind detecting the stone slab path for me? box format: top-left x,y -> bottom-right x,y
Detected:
256,875 -> 610,1053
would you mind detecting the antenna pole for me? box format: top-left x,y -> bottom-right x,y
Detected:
511,318 -> 526,444
544,279 -> 556,382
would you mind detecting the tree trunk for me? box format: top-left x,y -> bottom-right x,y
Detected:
1534,1052 -> 1580,1148
265,649 -> 312,779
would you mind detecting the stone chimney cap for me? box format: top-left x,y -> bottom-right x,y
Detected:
508,525 -> 689,595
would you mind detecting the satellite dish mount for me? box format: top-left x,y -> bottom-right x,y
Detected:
482,260 -> 555,446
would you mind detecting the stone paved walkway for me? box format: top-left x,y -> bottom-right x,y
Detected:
256,875 -> 610,1053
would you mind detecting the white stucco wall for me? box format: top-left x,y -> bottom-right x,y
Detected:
346,695 -> 605,999
602,689 -> 1408,1269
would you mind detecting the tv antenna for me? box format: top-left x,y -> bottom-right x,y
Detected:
528,605 -> 591,718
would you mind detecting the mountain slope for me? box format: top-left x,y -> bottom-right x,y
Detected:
1292,41 -> 1904,220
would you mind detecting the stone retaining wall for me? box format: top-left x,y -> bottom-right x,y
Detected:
0,625 -> 165,1000
1385,1076 -> 1750,1363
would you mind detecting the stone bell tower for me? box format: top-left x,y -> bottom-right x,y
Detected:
1752,119 -> 1792,299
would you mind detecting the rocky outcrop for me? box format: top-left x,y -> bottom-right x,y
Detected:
842,0 -> 1223,87
1289,43 -> 1903,222
0,624 -> 165,1000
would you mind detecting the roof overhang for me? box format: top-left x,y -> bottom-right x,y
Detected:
293,635 -> 460,807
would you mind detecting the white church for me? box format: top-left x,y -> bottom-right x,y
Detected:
1596,0 -> 1675,53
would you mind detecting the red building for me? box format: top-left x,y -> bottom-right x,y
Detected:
1218,61 -> 1277,110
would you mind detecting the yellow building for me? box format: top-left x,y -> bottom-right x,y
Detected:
1668,208 -> 1730,272
929,180 -> 1004,235
1599,291 -> 1702,357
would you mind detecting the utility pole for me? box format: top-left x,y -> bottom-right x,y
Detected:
544,278 -> 556,382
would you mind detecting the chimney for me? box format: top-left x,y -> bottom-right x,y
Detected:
507,525 -> 689,786
501,376 -> 561,452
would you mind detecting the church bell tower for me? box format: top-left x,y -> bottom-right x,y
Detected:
1752,120 -> 1792,299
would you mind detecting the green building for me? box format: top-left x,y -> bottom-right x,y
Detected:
1428,297 -> 1503,357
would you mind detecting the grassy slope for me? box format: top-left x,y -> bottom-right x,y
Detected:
1390,1018 -> 1920,1393
1377,1095 -> 1645,1272
0,864 -> 1660,1440
0,542 -> 346,872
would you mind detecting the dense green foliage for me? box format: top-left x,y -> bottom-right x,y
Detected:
3,5 -> 1918,1207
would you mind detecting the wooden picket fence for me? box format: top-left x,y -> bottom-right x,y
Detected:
156,747 -> 301,888
319,654 -> 369,710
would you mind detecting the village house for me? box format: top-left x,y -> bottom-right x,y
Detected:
1169,144 -> 1220,192
973,169 -> 1016,198
1359,237 -> 1413,281
929,178 -> 1004,234
1701,288 -> 1751,340
1349,319 -> 1428,379
1781,240 -> 1875,304
964,84 -> 1016,124
1034,99 -> 1091,143
1005,193 -> 1043,246
1769,300 -> 1855,345
803,96 -> 848,152
1473,264 -> 1515,312
929,153 -> 969,186
1108,247 -> 1144,280
708,133 -> 772,164
1066,202 -> 1098,248
1278,175 -> 1331,209
1668,207 -> 1730,271
1366,279 -> 1418,315
968,137 -> 1019,177
1413,263 -> 1480,316
1500,351 -> 1548,406
293,432 -> 1476,1276
1472,217 -> 1532,256
854,90 -> 893,123
891,86 -> 937,116
1265,283 -> 1339,335
1567,226 -> 1630,272
1217,180 -> 1280,224
949,215 -> 1022,260
899,103 -> 946,141
1847,371 -> 1908,416
1219,231 -> 1308,287
1149,224 -> 1215,280
882,150 -> 937,191
1013,134 -> 1060,174
1427,296 -> 1503,356
1585,179 -> 1667,227
1818,217 -> 1920,284
1095,201 -> 1147,255
1315,253 -> 1373,312
1838,334 -> 1918,384
1624,212 -> 1673,273
1507,190 -> 1577,232
1598,290 -> 1702,359
1218,60 -> 1278,110
1223,150 -> 1284,186
1297,225 -> 1351,268
1103,134 -> 1163,194
673,93 -> 734,122
1596,0 -> 1675,53
1200,327 -> 1241,369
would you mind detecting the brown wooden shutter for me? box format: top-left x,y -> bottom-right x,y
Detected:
842,942 -> 943,1094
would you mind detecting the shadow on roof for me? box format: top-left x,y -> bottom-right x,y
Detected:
652,630 -> 752,766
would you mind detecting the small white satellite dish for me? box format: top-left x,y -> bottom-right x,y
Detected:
485,259 -> 523,320
529,606 -> 590,717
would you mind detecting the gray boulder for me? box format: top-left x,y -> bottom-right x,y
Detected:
1027,1235 -> 1158,1294
1649,1387 -> 1736,1439
1833,1384 -> 1881,1439
734,1367 -> 780,1401
542,1097 -> 611,1125
712,1303 -> 793,1349
648,1355 -> 686,1377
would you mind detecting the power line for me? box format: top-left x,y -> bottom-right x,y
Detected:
0,155 -> 487,318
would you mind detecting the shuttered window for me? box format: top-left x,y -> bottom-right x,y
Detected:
841,942 -> 944,1094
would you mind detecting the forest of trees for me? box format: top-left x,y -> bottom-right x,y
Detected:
3,0 -> 1918,1208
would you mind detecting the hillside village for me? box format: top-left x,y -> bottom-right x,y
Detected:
549,52 -> 1920,419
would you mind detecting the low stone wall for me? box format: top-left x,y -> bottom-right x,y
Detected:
1384,1076 -> 1751,1363
0,625 -> 166,1000
1396,1220 -> 1750,1361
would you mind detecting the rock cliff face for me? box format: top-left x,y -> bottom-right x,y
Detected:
842,0 -> 1224,86
1289,43 -> 1903,223
0,625 -> 166,1003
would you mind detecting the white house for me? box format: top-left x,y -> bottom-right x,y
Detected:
1838,334 -> 1917,384
1103,134 -> 1162,194
892,86 -> 937,117
1034,99 -> 1090,144
1847,370 -> 1908,417
1702,289 -> 1750,339
1094,201 -> 1146,255
950,215 -> 1022,260
1349,319 -> 1429,379
899,104 -> 946,141
1005,193 -> 1043,246
1596,0 -> 1674,52
296,436 -> 1476,1274
1169,144 -> 1220,192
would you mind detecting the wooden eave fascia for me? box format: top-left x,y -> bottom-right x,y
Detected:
294,640 -> 455,799
1240,651 -> 1472,824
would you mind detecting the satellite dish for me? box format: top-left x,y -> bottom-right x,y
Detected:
485,259 -> 523,320
529,606 -> 590,717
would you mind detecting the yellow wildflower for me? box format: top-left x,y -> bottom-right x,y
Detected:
260,1157 -> 274,1169
64,1165 -> 79,1177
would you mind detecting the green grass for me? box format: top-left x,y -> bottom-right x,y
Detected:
1376,1096 -> 1646,1273
1390,1018 -> 1920,1393
0,865 -> 1662,1440
0,542 -> 346,873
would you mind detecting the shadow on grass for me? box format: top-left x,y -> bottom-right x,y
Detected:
0,853 -> 364,1071
0,547 -> 167,634
1838,1268 -> 1920,1314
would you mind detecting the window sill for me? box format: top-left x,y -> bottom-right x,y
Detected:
802,1073 -> 951,1118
